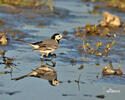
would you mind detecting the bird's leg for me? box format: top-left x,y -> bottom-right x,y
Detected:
46,53 -> 49,57
41,53 -> 44,58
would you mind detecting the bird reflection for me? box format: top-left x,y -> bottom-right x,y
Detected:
12,61 -> 59,86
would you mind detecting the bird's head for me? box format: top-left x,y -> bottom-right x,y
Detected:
51,33 -> 63,41
48,80 -> 60,86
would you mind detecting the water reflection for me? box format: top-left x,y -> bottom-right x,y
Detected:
12,60 -> 59,86
0,50 -> 18,76
0,90 -> 21,95
43,53 -> 56,67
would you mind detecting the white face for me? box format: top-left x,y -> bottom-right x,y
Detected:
55,34 -> 62,40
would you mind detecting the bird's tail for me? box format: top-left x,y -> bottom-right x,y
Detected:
11,74 -> 29,80
14,39 -> 33,46
14,39 -> 38,48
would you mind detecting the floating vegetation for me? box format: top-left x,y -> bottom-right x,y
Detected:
102,61 -> 123,76
0,32 -> 8,45
100,12 -> 121,27
105,0 -> 125,12
102,65 -> 115,76
82,0 -> 125,12
74,12 -> 122,38
0,0 -> 54,11
75,23 -> 114,37
0,31 -> 18,45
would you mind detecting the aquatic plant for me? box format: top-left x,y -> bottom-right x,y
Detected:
75,23 -> 113,37
102,61 -> 123,76
81,40 -> 116,57
82,0 -> 125,12
0,0 -> 54,11
106,0 -> 125,12
0,32 -> 8,45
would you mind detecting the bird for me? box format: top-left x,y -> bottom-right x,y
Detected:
15,33 -> 62,58
11,64 -> 59,86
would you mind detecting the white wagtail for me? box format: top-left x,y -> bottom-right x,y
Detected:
16,33 -> 62,58
12,64 -> 59,86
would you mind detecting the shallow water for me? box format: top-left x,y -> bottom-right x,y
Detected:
0,0 -> 125,100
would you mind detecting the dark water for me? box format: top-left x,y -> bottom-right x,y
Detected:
0,0 -> 125,100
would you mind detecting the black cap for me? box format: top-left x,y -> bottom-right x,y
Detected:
51,33 -> 60,39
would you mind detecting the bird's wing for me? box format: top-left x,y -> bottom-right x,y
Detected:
33,67 -> 57,80
32,40 -> 43,45
34,39 -> 58,51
